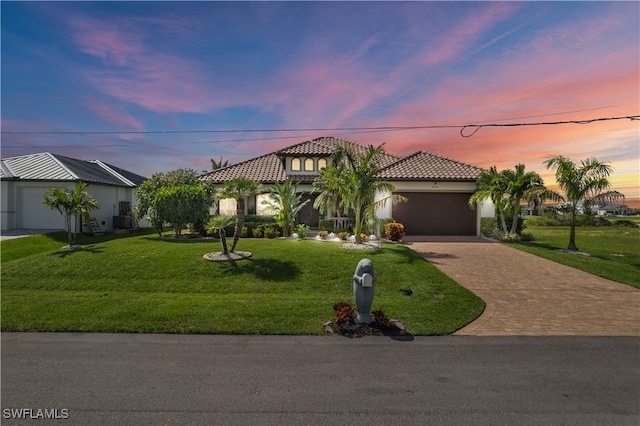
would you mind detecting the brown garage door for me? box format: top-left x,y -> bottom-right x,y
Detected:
392,192 -> 476,235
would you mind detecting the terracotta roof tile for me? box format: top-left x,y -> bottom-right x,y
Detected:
200,153 -> 287,183
377,151 -> 483,181
199,138 -> 483,184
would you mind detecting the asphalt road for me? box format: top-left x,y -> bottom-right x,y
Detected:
1,333 -> 639,425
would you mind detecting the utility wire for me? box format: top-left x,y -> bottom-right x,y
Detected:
3,114 -> 638,137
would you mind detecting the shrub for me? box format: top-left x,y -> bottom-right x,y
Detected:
385,222 -> 405,241
252,226 -> 263,238
480,217 -> 498,236
337,231 -> 348,241
318,230 -> 329,238
263,226 -> 280,239
333,301 -> 356,325
240,226 -> 251,238
372,309 -> 390,327
519,232 -> 535,242
294,224 -> 310,238
378,218 -> 395,236
612,219 -> 638,227
319,219 -> 334,232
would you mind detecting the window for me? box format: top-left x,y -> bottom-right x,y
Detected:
291,158 -> 301,171
304,158 -> 314,171
317,158 -> 327,169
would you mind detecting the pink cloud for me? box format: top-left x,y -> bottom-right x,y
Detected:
87,102 -> 145,132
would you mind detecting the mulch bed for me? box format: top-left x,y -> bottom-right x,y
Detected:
324,319 -> 410,338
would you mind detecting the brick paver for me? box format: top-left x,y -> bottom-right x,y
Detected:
405,236 -> 640,336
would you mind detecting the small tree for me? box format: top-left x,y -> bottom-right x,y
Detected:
41,181 -> 100,246
261,179 -> 310,237
154,184 -> 212,236
544,155 -> 613,251
135,168 -> 213,236
216,177 -> 260,252
206,215 -> 235,255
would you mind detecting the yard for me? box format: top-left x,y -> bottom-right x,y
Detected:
512,219 -> 640,289
1,231 -> 485,335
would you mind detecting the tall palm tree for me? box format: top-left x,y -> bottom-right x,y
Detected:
216,177 -> 260,252
315,144 -> 405,244
41,181 -> 100,246
544,155 -> 612,251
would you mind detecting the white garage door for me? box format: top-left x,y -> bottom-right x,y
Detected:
18,187 -> 65,229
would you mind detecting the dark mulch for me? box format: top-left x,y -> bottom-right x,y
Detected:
324,319 -> 412,339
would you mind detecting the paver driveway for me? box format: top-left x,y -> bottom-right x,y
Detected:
405,236 -> 640,336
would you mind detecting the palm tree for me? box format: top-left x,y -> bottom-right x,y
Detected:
469,166 -> 509,234
41,181 -> 100,246
315,144 -> 406,244
501,164 -> 560,234
261,179 -> 310,237
216,177 -> 260,252
544,155 -> 613,251
211,157 -> 229,170
312,165 -> 346,219
206,215 -> 235,255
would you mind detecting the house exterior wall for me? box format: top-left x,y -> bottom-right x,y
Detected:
1,180 -> 138,232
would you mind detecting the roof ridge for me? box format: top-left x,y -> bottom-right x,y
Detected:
89,159 -> 136,187
47,153 -> 80,180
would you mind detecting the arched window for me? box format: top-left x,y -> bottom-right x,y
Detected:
291,158 -> 301,171
317,158 -> 327,169
304,158 -> 314,171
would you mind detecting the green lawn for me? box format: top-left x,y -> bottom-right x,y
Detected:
1,231 -> 484,335
512,221 -> 640,289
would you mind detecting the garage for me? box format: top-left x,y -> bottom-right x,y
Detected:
18,187 -> 65,229
392,192 -> 477,236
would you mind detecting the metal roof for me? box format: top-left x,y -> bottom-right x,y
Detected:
0,152 -> 147,187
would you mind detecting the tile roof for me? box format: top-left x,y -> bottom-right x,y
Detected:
0,152 -> 147,187
200,153 -> 287,183
377,151 -> 483,181
201,136 -> 402,183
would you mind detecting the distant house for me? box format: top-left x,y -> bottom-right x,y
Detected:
1,152 -> 147,232
200,136 -> 489,236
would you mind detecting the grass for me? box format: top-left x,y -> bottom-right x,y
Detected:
511,220 -> 640,289
1,231 -> 484,335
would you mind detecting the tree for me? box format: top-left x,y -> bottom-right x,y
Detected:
469,166 -> 509,234
216,177 -> 260,252
544,155 -> 613,251
501,164 -> 560,234
211,157 -> 229,170
134,168 -> 213,236
206,215 -> 235,255
261,179 -> 310,237
41,181 -> 100,246
314,144 -> 406,244
154,184 -> 212,237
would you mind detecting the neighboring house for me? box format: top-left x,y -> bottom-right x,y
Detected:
200,136 -> 489,236
1,152 -> 147,232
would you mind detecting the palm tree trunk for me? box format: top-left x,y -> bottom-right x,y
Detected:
568,209 -> 578,251
354,208 -> 363,244
509,204 -> 520,234
220,229 -> 229,255
66,214 -> 74,245
231,199 -> 245,252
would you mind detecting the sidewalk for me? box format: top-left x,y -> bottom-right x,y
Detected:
405,237 -> 640,336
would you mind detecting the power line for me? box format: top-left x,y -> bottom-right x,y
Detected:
2,114 -> 638,136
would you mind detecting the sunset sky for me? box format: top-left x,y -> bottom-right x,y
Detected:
2,1 -> 638,206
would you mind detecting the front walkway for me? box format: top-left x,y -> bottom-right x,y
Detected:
404,236 -> 640,336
